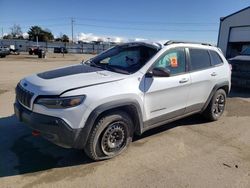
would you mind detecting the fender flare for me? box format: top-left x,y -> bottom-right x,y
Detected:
73,99 -> 144,149
201,81 -> 230,112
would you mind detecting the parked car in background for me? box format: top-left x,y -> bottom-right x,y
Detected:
229,46 -> 250,89
54,47 -> 68,54
14,41 -> 231,160
28,46 -> 40,55
9,45 -> 20,55
0,46 -> 10,58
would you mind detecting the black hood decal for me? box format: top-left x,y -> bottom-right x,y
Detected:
37,64 -> 103,79
59,78 -> 124,96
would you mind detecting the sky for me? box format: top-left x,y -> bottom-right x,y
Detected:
0,0 -> 250,43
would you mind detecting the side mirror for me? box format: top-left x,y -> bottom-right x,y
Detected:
147,67 -> 170,77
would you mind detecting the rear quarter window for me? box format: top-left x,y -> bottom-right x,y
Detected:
209,50 -> 223,66
189,48 -> 211,71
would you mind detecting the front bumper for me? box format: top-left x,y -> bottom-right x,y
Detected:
14,101 -> 83,148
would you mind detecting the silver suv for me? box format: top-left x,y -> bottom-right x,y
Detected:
14,41 -> 231,160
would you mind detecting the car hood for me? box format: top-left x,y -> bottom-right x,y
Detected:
229,55 -> 250,62
20,64 -> 127,95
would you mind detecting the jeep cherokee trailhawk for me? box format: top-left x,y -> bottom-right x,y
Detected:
14,41 -> 231,160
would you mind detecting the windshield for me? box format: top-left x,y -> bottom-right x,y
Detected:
88,45 -> 158,74
241,47 -> 250,56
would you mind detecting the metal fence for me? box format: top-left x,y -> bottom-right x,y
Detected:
0,39 -> 115,54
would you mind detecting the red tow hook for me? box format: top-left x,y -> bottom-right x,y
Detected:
32,130 -> 40,136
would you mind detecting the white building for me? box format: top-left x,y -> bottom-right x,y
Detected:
218,6 -> 250,58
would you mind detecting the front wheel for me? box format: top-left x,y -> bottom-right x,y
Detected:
203,89 -> 226,121
84,111 -> 133,161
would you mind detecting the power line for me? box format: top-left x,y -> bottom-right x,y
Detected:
0,17 -> 69,24
2,22 -> 217,33
21,24 -> 71,29
0,17 -> 219,38
0,17 -> 219,26
75,23 -> 218,32
76,17 -> 219,26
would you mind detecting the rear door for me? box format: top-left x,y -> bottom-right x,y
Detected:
209,50 -> 227,83
185,48 -> 215,112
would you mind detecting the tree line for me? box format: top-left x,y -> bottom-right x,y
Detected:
3,24 -> 69,42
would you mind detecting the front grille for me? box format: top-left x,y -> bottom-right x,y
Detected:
16,83 -> 34,108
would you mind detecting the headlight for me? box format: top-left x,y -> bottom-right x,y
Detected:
36,95 -> 85,109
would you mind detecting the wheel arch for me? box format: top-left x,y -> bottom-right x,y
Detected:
201,81 -> 230,112
218,84 -> 230,95
73,99 -> 144,149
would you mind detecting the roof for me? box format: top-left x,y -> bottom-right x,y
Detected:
118,41 -> 164,50
119,40 -> 214,51
164,40 -> 212,46
220,6 -> 250,21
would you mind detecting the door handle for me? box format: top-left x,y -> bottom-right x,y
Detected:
211,72 -> 217,76
179,78 -> 189,83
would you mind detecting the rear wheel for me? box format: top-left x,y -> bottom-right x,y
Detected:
203,89 -> 226,121
84,111 -> 133,161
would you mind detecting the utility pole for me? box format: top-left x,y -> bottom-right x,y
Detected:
36,36 -> 39,47
71,18 -> 75,43
107,37 -> 111,48
1,27 -> 3,39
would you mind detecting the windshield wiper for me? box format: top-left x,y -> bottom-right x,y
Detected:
84,60 -> 129,74
106,65 -> 130,74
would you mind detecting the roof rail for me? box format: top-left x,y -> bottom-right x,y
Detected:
164,40 -> 213,46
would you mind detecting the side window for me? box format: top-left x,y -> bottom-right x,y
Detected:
189,48 -> 211,71
209,50 -> 223,66
153,48 -> 186,75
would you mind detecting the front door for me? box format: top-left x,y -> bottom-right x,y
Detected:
143,48 -> 190,126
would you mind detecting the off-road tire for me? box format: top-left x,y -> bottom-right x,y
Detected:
84,111 -> 133,161
203,89 -> 226,121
